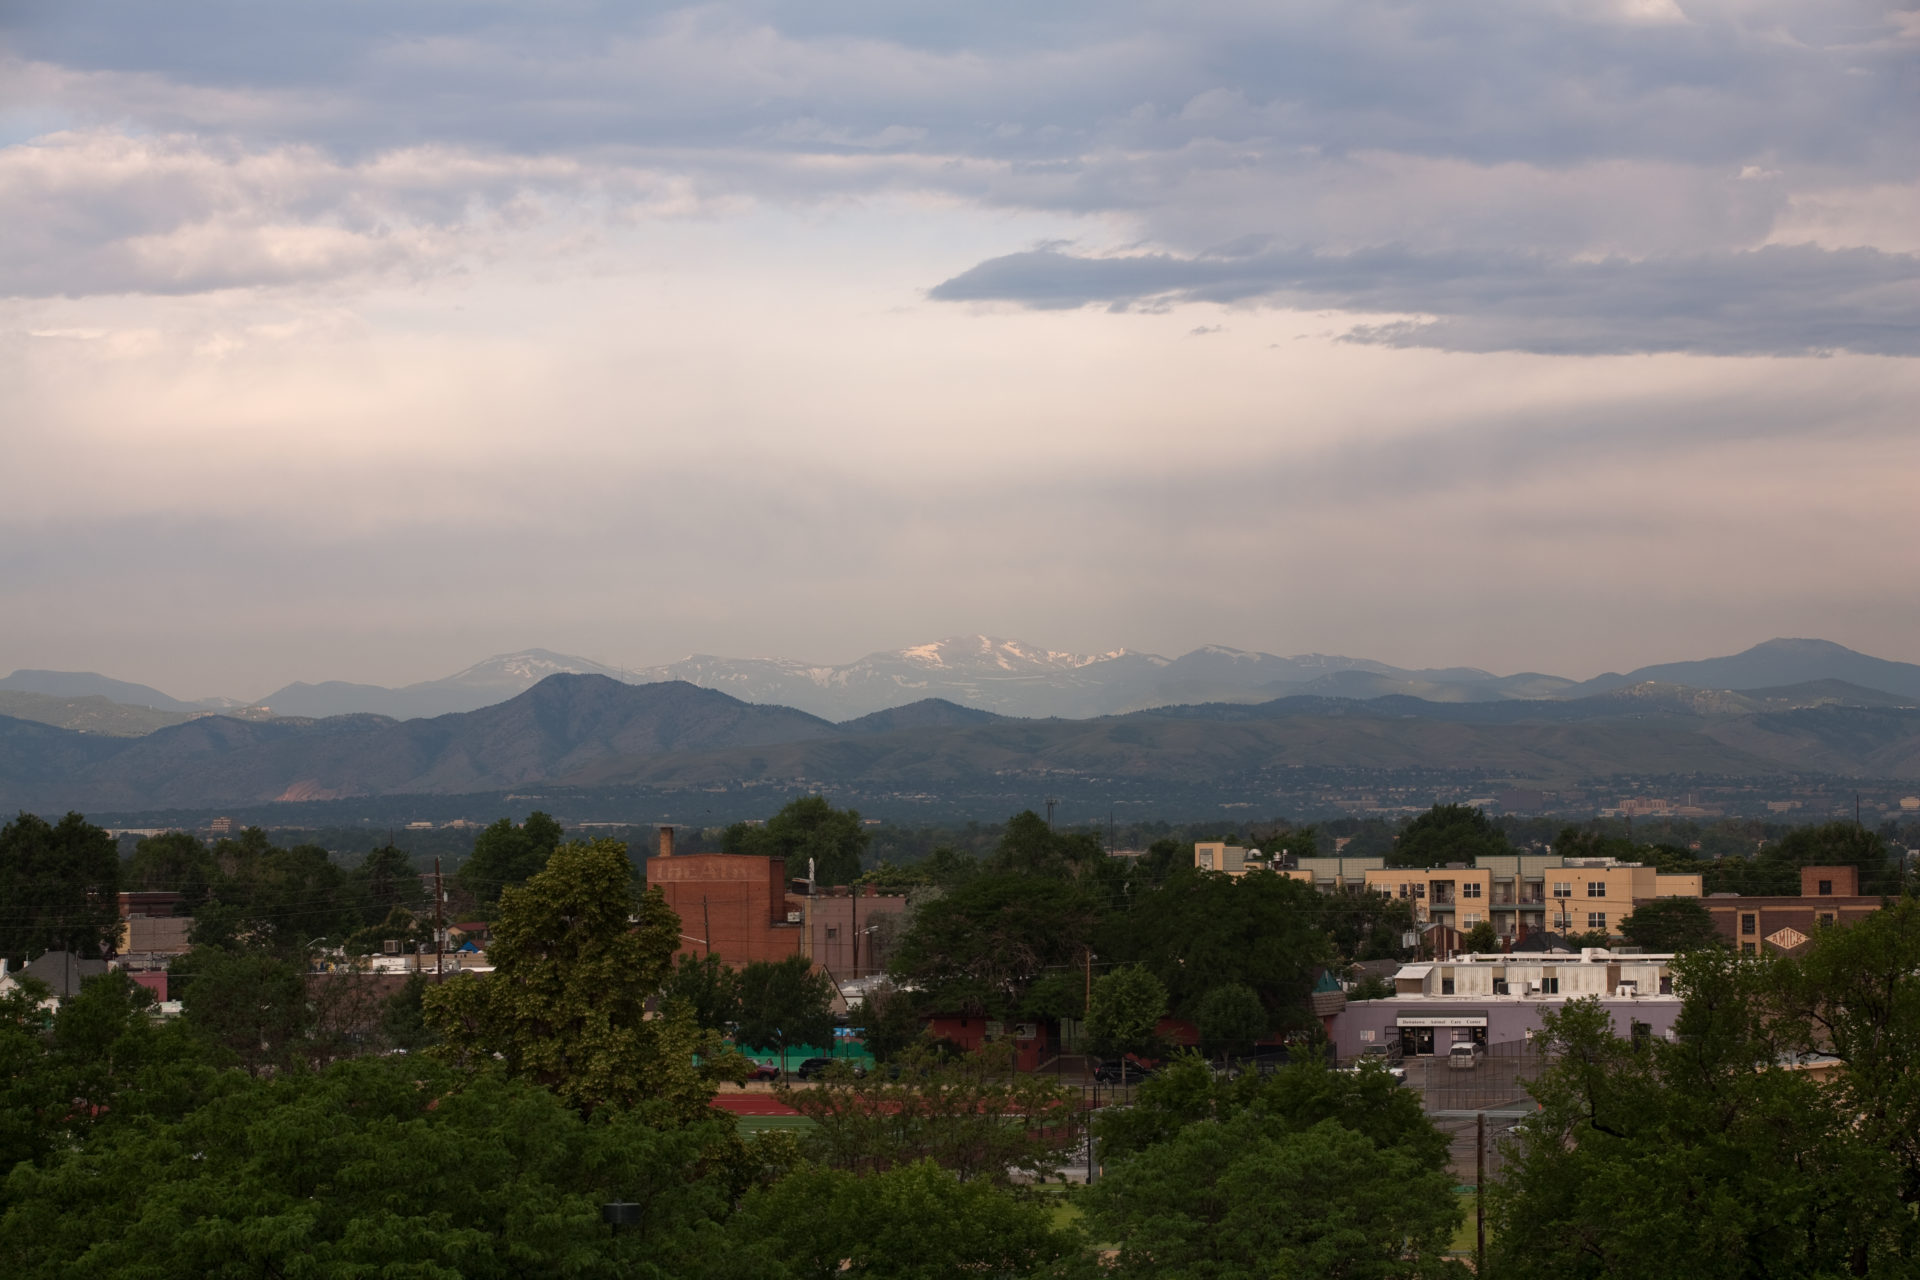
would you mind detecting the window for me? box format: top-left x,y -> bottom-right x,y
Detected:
1463,882 -> 1482,899
1818,912 -> 1835,927
1659,975 -> 1673,995
1587,881 -> 1607,898
1587,912 -> 1607,931
1462,913 -> 1481,927
1741,942 -> 1756,956
1541,977 -> 1559,995
1552,882 -> 1572,898
825,927 -> 839,939
1440,977 -> 1455,995
1741,913 -> 1756,936
1413,883 -> 1426,899
1817,879 -> 1833,896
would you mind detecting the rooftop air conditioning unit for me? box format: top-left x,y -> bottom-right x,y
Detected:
1616,985 -> 1636,997
1524,981 -> 1540,995
383,939 -> 401,955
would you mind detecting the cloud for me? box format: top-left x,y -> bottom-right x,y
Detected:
929,241 -> 1920,355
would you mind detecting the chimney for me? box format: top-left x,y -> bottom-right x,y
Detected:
658,825 -> 675,859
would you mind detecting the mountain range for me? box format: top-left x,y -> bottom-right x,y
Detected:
11,635 -> 1920,726
3,668 -> 1919,817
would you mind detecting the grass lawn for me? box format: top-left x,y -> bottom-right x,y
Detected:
1451,1190 -> 1484,1256
734,1114 -> 816,1136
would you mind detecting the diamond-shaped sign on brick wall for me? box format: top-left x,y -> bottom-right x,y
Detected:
1766,926 -> 1809,951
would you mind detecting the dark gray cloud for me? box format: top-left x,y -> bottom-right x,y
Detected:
929,241 -> 1920,355
6,0 -> 1914,352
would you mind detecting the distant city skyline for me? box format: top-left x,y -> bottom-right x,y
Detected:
4,2 -> 1917,699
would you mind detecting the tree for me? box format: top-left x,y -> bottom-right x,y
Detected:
424,838 -> 735,1120
1389,803 -> 1511,868
1619,896 -> 1722,952
1083,1110 -> 1461,1279
737,955 -> 837,1077
727,1157 -> 1082,1279
1085,965 -> 1167,1072
0,1055 -> 753,1280
854,982 -> 924,1065
726,796 -> 872,888
1460,920 -> 1499,954
987,811 -> 1102,879
1486,948 -> 1914,1280
1196,982 -> 1268,1062
123,830 -> 215,910
778,1041 -> 1079,1185
1099,866 -> 1331,1033
1770,820 -> 1898,893
351,842 -> 421,926
172,945 -> 314,1076
0,811 -> 120,964
456,811 -> 564,913
1320,884 -> 1417,962
889,872 -> 1099,1018
190,831 -> 358,955
661,951 -> 742,1033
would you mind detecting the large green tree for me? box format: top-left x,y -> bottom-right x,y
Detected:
661,951 -> 743,1034
736,955 -> 837,1074
1488,931 -> 1920,1279
725,797 -> 871,888
123,830 -> 216,910
190,829 -> 358,955
425,838 -> 735,1121
172,945 -> 315,1077
888,872 -> 1100,1018
0,811 -> 120,964
0,1056 -> 750,1280
986,811 -> 1104,879
1099,865 -> 1331,1032
1085,964 -> 1167,1067
726,1157 -> 1081,1279
456,811 -> 564,913
1618,896 -> 1722,952
1083,1055 -> 1461,1279
1389,803 -> 1511,868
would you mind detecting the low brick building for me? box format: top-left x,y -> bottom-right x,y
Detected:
644,827 -> 909,974
1703,865 -> 1882,955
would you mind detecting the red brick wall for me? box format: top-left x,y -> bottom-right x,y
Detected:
647,853 -> 804,965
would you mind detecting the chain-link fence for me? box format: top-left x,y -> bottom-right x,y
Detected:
1407,1038 -> 1546,1115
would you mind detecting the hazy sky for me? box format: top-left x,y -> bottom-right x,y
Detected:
4,0 -> 1918,700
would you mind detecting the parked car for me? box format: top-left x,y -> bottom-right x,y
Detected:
1341,1042 -> 1407,1080
1092,1059 -> 1156,1084
794,1057 -> 867,1081
746,1061 -> 781,1082
1446,1042 -> 1486,1071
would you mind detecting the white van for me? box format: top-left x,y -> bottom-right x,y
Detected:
1446,1042 -> 1485,1071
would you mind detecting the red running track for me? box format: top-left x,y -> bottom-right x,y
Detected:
710,1093 -> 799,1116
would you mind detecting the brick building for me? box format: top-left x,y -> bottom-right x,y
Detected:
1703,865 -> 1882,955
643,827 -> 909,974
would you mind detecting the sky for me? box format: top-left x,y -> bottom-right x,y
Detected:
3,0 -> 1918,700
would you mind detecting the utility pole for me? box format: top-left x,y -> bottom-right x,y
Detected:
1046,796 -> 1058,827
1476,1111 -> 1487,1275
703,895 -> 712,959
434,856 -> 444,981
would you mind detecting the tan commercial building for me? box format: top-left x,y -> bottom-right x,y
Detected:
1195,844 -> 1700,942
